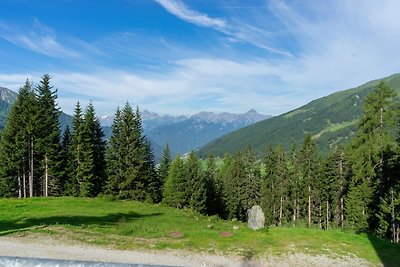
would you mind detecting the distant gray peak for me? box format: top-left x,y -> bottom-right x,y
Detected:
0,87 -> 17,104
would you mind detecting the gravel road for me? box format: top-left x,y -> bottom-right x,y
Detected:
0,236 -> 373,267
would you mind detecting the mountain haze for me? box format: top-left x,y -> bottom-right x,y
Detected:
198,73 -> 400,158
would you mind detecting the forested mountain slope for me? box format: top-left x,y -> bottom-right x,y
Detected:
198,73 -> 400,157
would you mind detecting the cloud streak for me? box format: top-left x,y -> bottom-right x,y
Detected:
0,19 -> 79,58
155,0 -> 226,29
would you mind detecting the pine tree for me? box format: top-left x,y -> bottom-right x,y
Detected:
65,102 -> 84,196
287,144 -> 302,225
185,151 -> 207,213
60,125 -> 72,195
0,81 -> 37,197
242,146 -> 261,215
322,146 -> 350,229
79,102 -> 106,197
162,155 -> 187,208
223,151 -> 247,221
346,81 -> 396,232
262,145 -> 288,226
300,135 -> 321,227
35,74 -> 63,196
105,107 -> 124,196
157,143 -> 171,196
204,154 -> 223,216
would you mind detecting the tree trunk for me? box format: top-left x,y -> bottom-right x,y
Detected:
293,198 -> 296,226
308,186 -> 311,227
44,156 -> 48,197
23,160 -> 26,198
18,173 -> 22,198
29,136 -> 34,197
391,190 -> 395,243
339,151 -> 344,228
279,196 -> 283,226
326,200 -> 329,230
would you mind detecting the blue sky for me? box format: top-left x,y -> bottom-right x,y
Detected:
0,0 -> 399,116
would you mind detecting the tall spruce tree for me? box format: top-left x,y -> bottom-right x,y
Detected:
35,74 -> 63,196
300,135 -> 321,227
157,143 -> 171,197
346,81 -> 396,232
185,151 -> 207,213
0,81 -> 37,197
162,155 -> 187,208
79,102 -> 106,197
65,102 -> 84,196
323,146 -> 350,229
105,107 -> 124,196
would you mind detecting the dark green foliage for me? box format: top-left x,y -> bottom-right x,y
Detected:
0,81 -> 37,197
346,81 -> 397,232
105,103 -> 157,201
185,151 -> 207,213
204,154 -> 223,216
261,145 -> 288,226
162,155 -> 187,208
322,146 -> 350,229
35,75 -> 63,196
157,143 -> 171,196
222,147 -> 261,221
300,135 -> 321,227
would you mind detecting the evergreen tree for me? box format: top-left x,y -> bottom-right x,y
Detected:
204,154 -> 223,216
346,81 -> 396,232
242,146 -> 261,214
185,151 -> 207,213
105,107 -> 123,196
162,155 -> 187,208
300,135 -> 321,227
0,81 -> 37,197
35,74 -> 63,196
142,138 -> 160,203
65,102 -> 84,196
60,125 -> 72,195
287,144 -> 302,225
79,102 -> 106,197
322,146 -> 350,229
223,151 -> 253,221
261,145 -> 288,226
157,143 -> 171,196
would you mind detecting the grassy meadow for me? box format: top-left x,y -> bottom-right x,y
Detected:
0,197 -> 399,266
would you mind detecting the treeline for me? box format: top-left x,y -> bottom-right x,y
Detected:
0,76 -> 399,243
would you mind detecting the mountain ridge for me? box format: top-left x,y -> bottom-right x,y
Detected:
197,73 -> 400,158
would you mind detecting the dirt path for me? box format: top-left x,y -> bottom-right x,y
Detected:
0,236 -> 373,267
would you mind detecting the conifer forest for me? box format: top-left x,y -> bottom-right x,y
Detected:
0,75 -> 399,244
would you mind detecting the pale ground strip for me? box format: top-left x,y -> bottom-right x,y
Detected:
0,236 -> 374,267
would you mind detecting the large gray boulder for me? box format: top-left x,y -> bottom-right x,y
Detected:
247,205 -> 265,230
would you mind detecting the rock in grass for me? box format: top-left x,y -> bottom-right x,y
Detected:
247,205 -> 265,230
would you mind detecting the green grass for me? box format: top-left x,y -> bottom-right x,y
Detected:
0,197 -> 399,265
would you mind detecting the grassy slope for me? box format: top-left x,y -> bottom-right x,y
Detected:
0,197 -> 399,265
198,74 -> 400,158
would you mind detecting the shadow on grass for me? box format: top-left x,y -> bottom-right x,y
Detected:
367,233 -> 400,267
0,211 -> 163,236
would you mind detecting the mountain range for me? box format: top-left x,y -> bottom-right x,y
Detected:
99,109 -> 270,158
0,86 -> 269,161
197,73 -> 400,158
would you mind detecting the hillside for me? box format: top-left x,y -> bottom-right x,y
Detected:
0,197 -> 398,266
198,74 -> 400,157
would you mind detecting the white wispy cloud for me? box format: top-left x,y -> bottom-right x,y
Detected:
154,0 -> 291,56
155,0 -> 227,29
1,1 -> 400,117
0,19 -> 79,58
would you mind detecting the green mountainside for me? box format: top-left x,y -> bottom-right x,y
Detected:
198,73 -> 400,157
